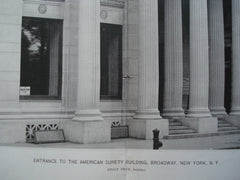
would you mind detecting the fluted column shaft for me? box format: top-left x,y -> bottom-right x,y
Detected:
187,0 -> 211,117
163,0 -> 184,118
73,0 -> 102,121
134,0 -> 161,119
208,0 -> 226,116
230,0 -> 240,115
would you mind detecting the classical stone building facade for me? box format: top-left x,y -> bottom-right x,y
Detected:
0,0 -> 239,144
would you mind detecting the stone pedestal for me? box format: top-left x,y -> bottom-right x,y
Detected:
208,0 -> 226,116
63,0 -> 110,143
61,121 -> 111,144
129,118 -> 168,139
0,121 -> 25,143
129,0 -> 168,139
180,117 -> 218,134
162,0 -> 184,118
230,0 -> 240,116
226,116 -> 240,127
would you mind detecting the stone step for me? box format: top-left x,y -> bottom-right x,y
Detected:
218,123 -> 235,127
163,130 -> 240,139
169,122 -> 182,126
169,119 -> 197,135
218,118 -> 228,122
218,121 -> 227,124
218,119 -> 226,122
218,126 -> 239,131
163,133 -> 200,139
217,118 -> 240,132
167,117 -> 240,138
218,116 -> 228,121
169,126 -> 191,130
169,119 -> 181,122
169,129 -> 196,135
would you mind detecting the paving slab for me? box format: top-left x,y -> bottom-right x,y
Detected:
1,134 -> 240,150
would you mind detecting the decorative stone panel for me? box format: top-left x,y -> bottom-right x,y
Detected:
26,123 -> 58,142
111,121 -> 121,127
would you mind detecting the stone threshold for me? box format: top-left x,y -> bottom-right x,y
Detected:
163,130 -> 240,139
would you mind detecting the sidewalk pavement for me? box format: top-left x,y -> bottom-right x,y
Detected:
1,134 -> 240,150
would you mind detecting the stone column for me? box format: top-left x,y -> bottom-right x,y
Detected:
208,0 -> 226,116
162,0 -> 185,118
187,0 -> 211,118
73,0 -> 102,121
182,0 -> 218,133
62,0 -> 110,144
227,0 -> 240,126
230,0 -> 240,116
129,0 -> 168,139
0,0 -> 25,143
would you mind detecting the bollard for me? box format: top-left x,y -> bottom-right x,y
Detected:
152,128 -> 163,150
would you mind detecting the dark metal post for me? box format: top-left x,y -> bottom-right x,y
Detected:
153,128 -> 163,150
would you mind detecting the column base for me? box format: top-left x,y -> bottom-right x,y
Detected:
186,108 -> 212,118
210,107 -> 227,117
72,109 -> 103,121
226,115 -> 240,127
162,108 -> 185,119
230,107 -> 240,116
180,117 -> 218,133
129,118 -> 169,139
60,120 -> 111,144
133,109 -> 163,119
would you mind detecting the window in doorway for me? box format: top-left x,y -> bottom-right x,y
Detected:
20,17 -> 62,99
100,23 -> 122,99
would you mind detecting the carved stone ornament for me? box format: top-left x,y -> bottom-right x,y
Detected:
100,10 -> 108,19
38,4 -> 47,14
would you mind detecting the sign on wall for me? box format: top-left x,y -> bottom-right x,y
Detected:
20,86 -> 31,96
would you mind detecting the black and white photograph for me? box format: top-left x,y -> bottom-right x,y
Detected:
0,0 -> 240,179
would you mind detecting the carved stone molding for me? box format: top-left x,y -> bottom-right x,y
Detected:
100,10 -> 108,19
100,0 -> 125,8
38,4 -> 47,14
